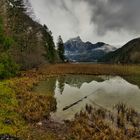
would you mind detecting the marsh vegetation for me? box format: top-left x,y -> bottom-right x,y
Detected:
0,64 -> 140,139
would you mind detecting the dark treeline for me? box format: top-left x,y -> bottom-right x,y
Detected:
0,0 -> 65,78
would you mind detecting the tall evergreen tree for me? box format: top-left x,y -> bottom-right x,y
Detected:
0,17 -> 14,51
57,35 -> 65,62
1,0 -> 57,69
43,24 -> 56,63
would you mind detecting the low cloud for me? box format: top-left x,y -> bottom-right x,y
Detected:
29,0 -> 140,46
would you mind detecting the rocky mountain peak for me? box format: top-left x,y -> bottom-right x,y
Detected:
68,36 -> 82,42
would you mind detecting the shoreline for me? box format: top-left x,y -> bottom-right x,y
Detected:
1,63 -> 140,139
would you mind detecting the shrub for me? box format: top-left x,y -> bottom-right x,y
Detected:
0,53 -> 20,79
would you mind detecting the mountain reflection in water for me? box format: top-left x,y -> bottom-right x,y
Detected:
33,75 -> 140,121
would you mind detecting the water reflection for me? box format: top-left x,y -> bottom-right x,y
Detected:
34,75 -> 140,121
57,77 -> 65,94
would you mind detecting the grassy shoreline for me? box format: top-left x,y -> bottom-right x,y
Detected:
42,64 -> 140,76
0,64 -> 140,139
0,65 -> 58,139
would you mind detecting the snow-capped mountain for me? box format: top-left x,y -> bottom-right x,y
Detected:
64,36 -> 117,62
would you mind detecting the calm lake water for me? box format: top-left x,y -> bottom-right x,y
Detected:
34,75 -> 140,121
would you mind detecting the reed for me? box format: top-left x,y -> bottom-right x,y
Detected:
66,103 -> 140,140
40,64 -> 140,76
1,64 -> 140,139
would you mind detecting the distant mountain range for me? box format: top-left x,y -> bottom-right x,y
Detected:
64,36 -> 140,64
64,36 -> 116,62
100,38 -> 140,64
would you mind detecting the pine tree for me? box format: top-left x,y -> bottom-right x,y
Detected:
43,24 -> 56,63
57,35 -> 65,62
1,0 -> 57,69
0,17 -> 14,51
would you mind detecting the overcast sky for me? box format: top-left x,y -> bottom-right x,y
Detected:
29,0 -> 140,46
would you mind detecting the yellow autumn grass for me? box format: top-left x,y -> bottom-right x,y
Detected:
39,64 -> 140,76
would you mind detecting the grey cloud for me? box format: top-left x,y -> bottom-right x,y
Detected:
84,0 -> 140,35
29,0 -> 140,46
41,0 -> 140,36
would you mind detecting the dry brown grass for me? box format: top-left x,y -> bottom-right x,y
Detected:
3,64 -> 140,139
65,103 -> 140,140
17,92 -> 56,122
40,64 -> 140,76
2,65 -> 58,139
8,69 -> 57,123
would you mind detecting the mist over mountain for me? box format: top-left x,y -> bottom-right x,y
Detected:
100,38 -> 140,64
64,36 -> 116,62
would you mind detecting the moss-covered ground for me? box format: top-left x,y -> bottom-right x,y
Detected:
0,68 -> 57,139
0,80 -> 25,135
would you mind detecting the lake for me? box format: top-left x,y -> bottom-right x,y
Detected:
34,75 -> 140,121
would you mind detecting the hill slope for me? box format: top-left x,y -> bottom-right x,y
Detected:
64,36 -> 116,62
0,0 -> 56,70
100,38 -> 140,63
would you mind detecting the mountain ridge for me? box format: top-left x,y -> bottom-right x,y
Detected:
99,37 -> 140,63
64,36 -> 116,62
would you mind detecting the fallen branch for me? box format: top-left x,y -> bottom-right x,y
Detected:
63,89 -> 102,111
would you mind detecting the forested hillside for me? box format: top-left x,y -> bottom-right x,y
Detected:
100,38 -> 140,64
0,0 -> 57,72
